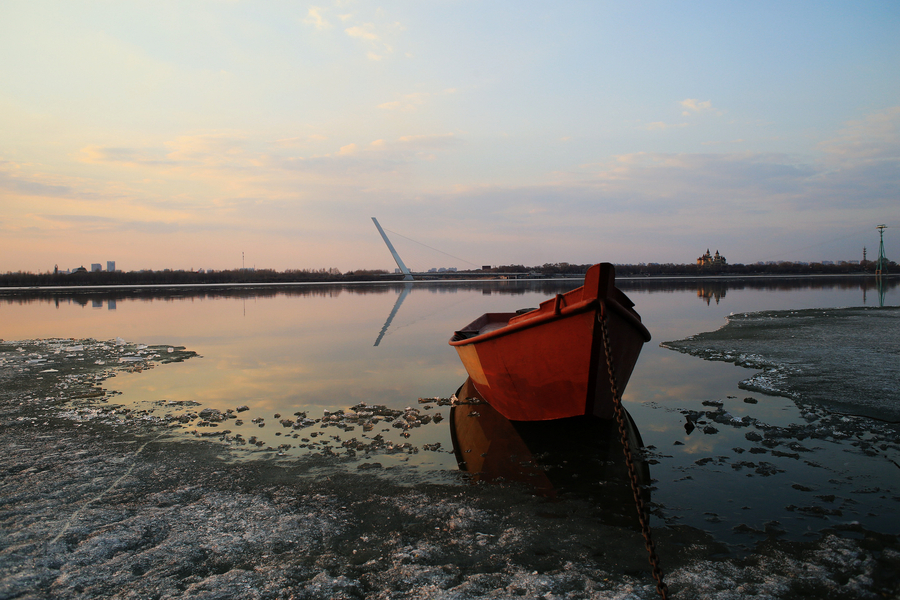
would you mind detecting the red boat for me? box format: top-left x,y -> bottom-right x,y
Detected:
449,263 -> 650,421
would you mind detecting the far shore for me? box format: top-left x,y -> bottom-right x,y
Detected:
0,271 -> 896,295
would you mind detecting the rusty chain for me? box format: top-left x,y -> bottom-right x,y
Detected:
598,302 -> 669,600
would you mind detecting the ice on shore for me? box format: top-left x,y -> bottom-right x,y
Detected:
662,306 -> 900,422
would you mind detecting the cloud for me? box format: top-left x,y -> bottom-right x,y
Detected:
78,146 -> 175,167
1,178 -> 71,199
643,121 -> 688,131
274,137 -> 304,147
396,133 -> 459,150
5,100 -> 896,272
680,99 -> 713,115
302,7 -> 330,30
576,151 -> 816,201
165,134 -> 249,163
30,213 -> 222,236
401,141 -> 896,265
343,20 -> 399,58
819,106 -> 900,160
701,139 -> 746,146
273,132 -> 462,181
379,92 -> 428,111
77,134 -> 256,171
345,25 -> 380,42
378,90 -> 454,112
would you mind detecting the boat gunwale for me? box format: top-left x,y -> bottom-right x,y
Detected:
449,295 -> 651,347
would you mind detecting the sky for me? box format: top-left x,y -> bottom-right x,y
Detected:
1,1 -> 898,274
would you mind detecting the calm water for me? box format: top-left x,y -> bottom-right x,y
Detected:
2,275 -> 898,549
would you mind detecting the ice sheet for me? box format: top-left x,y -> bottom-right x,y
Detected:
662,306 -> 900,422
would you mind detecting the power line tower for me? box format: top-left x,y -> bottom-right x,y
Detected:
875,224 -> 888,277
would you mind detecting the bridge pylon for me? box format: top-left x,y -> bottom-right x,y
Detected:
372,218 -> 414,281
875,224 -> 888,277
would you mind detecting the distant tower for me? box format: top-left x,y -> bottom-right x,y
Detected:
107,261 -> 115,272
875,224 -> 888,276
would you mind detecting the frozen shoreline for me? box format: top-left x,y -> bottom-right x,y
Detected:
662,306 -> 900,422
1,338 -> 899,599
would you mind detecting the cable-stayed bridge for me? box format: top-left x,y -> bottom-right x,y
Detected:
371,217 -> 536,280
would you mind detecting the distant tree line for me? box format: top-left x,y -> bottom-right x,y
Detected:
490,260 -> 897,277
0,267 -> 388,287
0,259 -> 895,287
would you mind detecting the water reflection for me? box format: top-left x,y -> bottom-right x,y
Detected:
862,276 -> 889,307
617,274 -> 899,297
2,275 -> 895,308
696,283 -> 726,305
449,378 -> 650,527
90,299 -> 116,310
374,283 -> 412,346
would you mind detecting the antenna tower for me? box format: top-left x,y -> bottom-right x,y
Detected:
875,224 -> 888,277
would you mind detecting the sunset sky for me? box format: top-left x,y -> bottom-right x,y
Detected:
1,1 -> 898,274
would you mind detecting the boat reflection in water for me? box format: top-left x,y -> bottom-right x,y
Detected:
449,377 -> 651,528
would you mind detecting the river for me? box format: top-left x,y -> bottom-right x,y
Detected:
1,274 -> 898,555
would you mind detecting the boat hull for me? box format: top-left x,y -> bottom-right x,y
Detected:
449,263 -> 650,421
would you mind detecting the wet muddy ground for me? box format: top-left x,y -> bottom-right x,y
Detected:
1,338 -> 899,599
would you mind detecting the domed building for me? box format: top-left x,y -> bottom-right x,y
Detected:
697,249 -> 726,266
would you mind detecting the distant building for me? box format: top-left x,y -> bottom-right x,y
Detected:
91,263 -> 102,272
107,261 -> 115,272
697,249 -> 726,266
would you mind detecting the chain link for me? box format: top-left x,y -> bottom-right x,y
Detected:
599,303 -> 669,599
